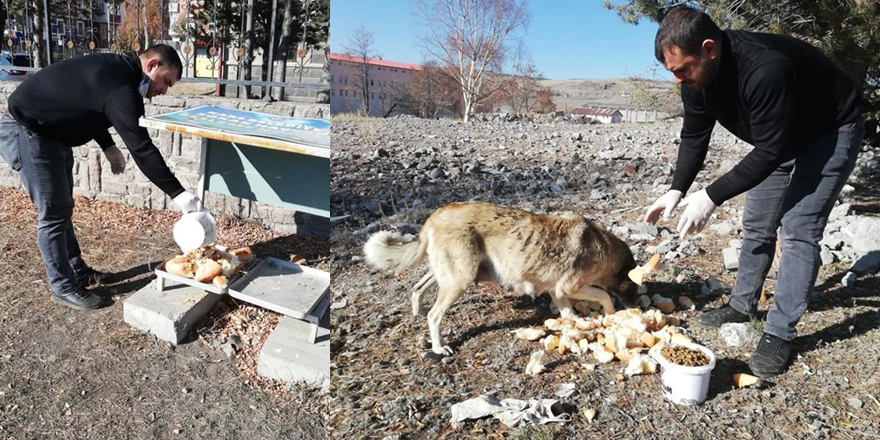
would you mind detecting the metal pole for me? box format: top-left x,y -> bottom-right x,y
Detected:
265,0 -> 277,99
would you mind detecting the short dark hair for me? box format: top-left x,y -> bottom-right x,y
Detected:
654,7 -> 722,63
142,44 -> 183,80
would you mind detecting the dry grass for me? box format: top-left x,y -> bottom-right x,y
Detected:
0,186 -> 330,439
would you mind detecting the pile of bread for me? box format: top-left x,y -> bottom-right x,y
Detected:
164,245 -> 254,287
517,307 -> 694,377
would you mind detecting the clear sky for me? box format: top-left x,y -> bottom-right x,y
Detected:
329,0 -> 673,81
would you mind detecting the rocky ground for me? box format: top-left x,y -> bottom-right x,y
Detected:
329,114 -> 880,439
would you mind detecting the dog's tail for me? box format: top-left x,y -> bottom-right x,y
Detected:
363,231 -> 427,273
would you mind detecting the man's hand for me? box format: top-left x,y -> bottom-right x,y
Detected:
173,191 -> 202,213
676,189 -> 718,239
644,190 -> 683,224
103,145 -> 125,175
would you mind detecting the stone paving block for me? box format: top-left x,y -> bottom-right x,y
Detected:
123,282 -> 222,345
722,247 -> 739,271
258,316 -> 329,392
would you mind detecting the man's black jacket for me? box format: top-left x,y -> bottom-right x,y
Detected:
7,53 -> 184,198
671,30 -> 861,205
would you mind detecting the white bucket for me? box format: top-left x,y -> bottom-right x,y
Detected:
173,211 -> 217,252
650,342 -> 716,405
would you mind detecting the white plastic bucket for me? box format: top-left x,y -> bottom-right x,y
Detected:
173,211 -> 217,252
650,341 -> 716,405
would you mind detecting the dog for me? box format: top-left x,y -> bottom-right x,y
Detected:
363,201 -> 639,356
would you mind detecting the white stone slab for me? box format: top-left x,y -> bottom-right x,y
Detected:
228,257 -> 329,319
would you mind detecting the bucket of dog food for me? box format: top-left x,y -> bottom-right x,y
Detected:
650,341 -> 716,405
173,211 -> 217,252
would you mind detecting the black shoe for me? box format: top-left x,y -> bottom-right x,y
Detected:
51,289 -> 105,310
749,333 -> 793,377
695,304 -> 754,328
76,266 -> 111,289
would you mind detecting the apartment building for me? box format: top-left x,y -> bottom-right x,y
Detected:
329,52 -> 422,117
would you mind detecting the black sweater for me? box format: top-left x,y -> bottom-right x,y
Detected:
7,54 -> 185,198
671,30 -> 862,205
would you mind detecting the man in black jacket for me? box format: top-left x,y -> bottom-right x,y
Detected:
0,44 -> 203,310
643,8 -> 863,376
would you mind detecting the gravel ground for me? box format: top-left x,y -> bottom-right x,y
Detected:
329,115 -> 880,439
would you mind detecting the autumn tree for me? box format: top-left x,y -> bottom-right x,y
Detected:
116,0 -> 163,51
498,45 -> 555,114
414,0 -> 530,122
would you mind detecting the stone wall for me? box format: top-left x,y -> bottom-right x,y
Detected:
0,81 -> 330,236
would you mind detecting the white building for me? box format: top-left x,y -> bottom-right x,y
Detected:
571,107 -> 623,124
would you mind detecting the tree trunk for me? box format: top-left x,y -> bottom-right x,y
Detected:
272,0 -> 296,101
243,0 -> 255,98
0,3 -> 7,53
143,0 -> 150,47
32,0 -> 45,67
463,94 -> 473,122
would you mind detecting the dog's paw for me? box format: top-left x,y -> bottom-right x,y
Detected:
419,346 -> 453,361
435,345 -> 454,356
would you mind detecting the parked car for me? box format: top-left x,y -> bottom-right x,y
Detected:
0,51 -> 34,80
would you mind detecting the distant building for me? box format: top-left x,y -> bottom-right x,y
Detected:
329,53 -> 422,117
571,107 -> 623,124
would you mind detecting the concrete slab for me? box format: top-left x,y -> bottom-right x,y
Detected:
123,282 -> 223,345
258,316 -> 330,392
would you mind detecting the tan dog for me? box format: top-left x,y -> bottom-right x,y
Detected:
364,201 -> 639,356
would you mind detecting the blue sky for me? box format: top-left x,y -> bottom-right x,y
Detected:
330,0 -> 673,81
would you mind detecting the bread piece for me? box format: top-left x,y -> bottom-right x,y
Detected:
734,373 -> 763,388
165,257 -> 195,278
230,247 -> 254,263
194,259 -> 223,283
213,275 -> 227,288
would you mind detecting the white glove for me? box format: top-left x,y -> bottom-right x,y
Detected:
103,145 -> 125,175
173,191 -> 202,213
676,189 -> 718,239
644,190 -> 683,224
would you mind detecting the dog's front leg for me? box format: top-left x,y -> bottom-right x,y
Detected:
411,272 -> 435,317
551,288 -> 579,320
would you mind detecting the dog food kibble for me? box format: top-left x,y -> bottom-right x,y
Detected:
661,345 -> 710,367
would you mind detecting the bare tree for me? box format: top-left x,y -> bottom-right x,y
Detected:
341,26 -> 377,116
498,42 -> 555,114
415,0 -> 530,122
381,81 -> 417,117
627,73 -> 682,117
411,60 -> 459,118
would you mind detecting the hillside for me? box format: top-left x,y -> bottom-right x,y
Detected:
540,77 -> 676,113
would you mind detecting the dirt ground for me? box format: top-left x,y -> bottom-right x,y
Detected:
329,118 -> 880,439
0,186 -> 331,439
